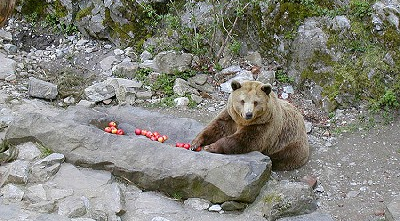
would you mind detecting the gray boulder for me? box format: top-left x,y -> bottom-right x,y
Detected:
0,52 -> 16,80
5,105 -> 271,204
28,78 -> 58,100
154,51 -> 193,74
246,180 -> 317,221
84,82 -> 115,102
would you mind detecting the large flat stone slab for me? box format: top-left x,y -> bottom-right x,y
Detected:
5,105 -> 272,203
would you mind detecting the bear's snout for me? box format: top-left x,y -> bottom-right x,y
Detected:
245,112 -> 253,119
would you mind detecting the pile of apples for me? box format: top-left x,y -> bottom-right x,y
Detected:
134,128 -> 168,143
104,121 -> 201,151
104,121 -> 125,135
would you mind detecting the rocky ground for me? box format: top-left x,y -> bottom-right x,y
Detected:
0,17 -> 399,221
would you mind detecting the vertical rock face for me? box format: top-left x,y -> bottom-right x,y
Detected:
5,105 -> 272,204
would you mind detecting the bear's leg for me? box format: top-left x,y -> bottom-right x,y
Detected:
269,141 -> 309,171
204,129 -> 256,154
191,109 -> 237,151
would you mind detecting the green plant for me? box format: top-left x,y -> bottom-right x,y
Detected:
378,89 -> 399,109
350,0 -> 373,19
275,70 -> 294,83
36,142 -> 53,158
228,39 -> 242,55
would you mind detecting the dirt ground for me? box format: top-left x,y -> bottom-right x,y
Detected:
147,102 -> 400,221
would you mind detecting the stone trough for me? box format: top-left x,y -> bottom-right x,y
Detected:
4,105 -> 272,204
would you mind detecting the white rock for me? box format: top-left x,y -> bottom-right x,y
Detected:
174,97 -> 189,107
208,204 -> 222,212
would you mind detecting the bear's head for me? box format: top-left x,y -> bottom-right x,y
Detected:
228,80 -> 272,125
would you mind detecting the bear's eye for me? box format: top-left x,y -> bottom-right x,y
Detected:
240,100 -> 245,105
254,101 -> 258,106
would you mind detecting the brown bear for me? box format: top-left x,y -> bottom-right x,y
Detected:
191,80 -> 309,171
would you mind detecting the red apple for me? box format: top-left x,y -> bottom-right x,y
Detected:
141,130 -> 148,136
104,127 -> 112,133
134,128 -> 142,135
150,136 -> 158,141
116,129 -> 124,135
195,146 -> 202,152
176,143 -> 184,147
111,127 -> 118,134
146,131 -> 153,138
183,143 -> 191,149
157,136 -> 165,143
162,135 -> 168,141
153,131 -> 160,137
108,121 -> 117,127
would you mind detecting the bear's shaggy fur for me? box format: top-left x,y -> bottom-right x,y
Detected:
191,80 -> 309,171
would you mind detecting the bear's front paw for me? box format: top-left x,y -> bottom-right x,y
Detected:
203,143 -> 221,153
190,137 -> 204,151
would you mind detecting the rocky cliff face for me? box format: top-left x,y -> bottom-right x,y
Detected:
13,0 -> 400,111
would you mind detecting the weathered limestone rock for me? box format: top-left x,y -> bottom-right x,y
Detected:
5,105 -> 272,204
58,196 -> 87,218
0,160 -> 30,186
15,142 -> 41,161
30,153 -> 65,183
184,198 -> 211,211
154,51 -> 193,74
246,180 -> 317,221
0,183 -> 24,201
220,70 -> 254,93
173,78 -> 199,96
84,82 -> 115,102
28,77 -> 58,100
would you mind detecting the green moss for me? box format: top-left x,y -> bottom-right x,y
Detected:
53,0 -> 68,18
264,192 -> 282,204
75,4 -> 95,21
20,0 -> 48,16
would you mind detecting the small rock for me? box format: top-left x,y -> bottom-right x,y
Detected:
58,196 -> 87,218
301,175 -> 318,189
114,48 -> 124,56
100,56 -> 119,72
0,29 -> 13,41
174,97 -> 189,107
4,44 -> 17,54
304,121 -> 313,134
28,77 -> 58,100
346,190 -> 360,198
221,201 -> 247,211
315,185 -> 325,193
281,92 -> 289,99
184,198 -> 211,210
191,94 -> 203,104
76,39 -> 89,47
151,217 -> 171,221
1,160 -> 30,185
283,85 -> 294,94
16,142 -> 41,161
63,96 -> 76,105
0,183 -> 24,201
136,90 -> 153,100
208,204 -> 222,212
140,50 -> 152,62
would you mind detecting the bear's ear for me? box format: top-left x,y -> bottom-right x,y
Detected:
231,80 -> 241,91
261,84 -> 272,95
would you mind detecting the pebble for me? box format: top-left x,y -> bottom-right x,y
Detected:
208,204 -> 222,212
